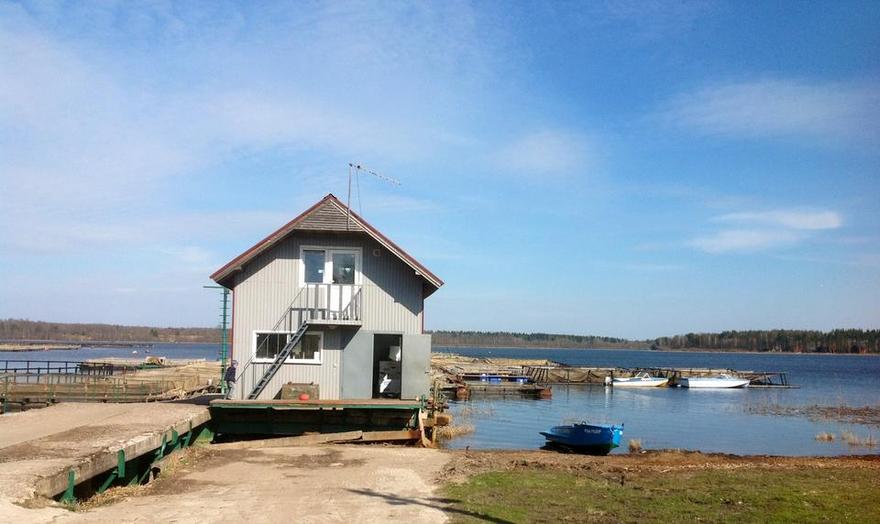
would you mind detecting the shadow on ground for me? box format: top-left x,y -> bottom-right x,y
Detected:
347,488 -> 514,524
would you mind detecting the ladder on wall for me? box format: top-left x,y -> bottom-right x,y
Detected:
246,321 -> 311,400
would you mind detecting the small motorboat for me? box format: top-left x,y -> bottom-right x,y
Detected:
612,372 -> 669,387
540,422 -> 623,455
679,374 -> 750,388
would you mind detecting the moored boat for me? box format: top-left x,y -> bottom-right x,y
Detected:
540,422 -> 623,455
612,372 -> 669,387
679,373 -> 750,388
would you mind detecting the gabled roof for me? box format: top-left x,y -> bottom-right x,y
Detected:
210,194 -> 444,294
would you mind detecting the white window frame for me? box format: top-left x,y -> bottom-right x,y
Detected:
252,330 -> 323,365
298,246 -> 362,288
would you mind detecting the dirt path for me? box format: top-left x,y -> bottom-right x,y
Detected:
5,444 -> 450,523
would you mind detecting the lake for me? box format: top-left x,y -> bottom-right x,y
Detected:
3,343 -> 878,456
0,343 -> 221,366
434,347 -> 880,456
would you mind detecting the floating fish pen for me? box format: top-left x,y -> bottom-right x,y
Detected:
524,366 -> 795,388
0,359 -> 220,411
431,355 -> 796,394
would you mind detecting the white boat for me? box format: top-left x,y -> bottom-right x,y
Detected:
612,372 -> 669,387
679,374 -> 750,388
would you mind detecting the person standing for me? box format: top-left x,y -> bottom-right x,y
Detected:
224,360 -> 238,400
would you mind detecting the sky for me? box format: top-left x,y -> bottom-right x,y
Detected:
1,1 -> 878,339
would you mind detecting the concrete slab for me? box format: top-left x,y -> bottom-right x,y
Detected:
0,403 -> 209,503
59,445 -> 449,523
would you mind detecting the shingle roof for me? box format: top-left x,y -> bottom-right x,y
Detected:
209,194 -> 443,294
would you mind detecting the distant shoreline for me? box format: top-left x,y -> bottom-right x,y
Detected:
432,344 -> 878,355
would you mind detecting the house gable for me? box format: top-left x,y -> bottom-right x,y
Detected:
210,194 -> 442,295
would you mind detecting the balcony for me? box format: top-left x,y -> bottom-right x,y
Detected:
286,283 -> 363,327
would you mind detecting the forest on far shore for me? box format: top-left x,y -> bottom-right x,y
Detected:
1,319 -> 878,353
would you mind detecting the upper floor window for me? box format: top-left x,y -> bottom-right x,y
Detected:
299,247 -> 361,286
303,250 -> 325,284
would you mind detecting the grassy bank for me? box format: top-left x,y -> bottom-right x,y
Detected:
441,451 -> 880,523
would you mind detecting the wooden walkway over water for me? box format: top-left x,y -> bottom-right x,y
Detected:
432,354 -> 797,397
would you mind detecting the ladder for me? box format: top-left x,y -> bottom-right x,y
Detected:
246,321 -> 311,400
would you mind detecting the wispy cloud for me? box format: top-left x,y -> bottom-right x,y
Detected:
492,130 -> 598,176
622,263 -> 685,272
0,2 -> 494,258
663,78 -> 880,145
689,208 -> 843,254
715,210 -> 843,230
689,229 -> 802,254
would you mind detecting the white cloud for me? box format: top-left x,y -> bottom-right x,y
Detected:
492,130 -> 597,176
716,210 -> 843,230
664,78 -> 880,145
689,229 -> 802,254
689,208 -> 843,254
0,2 -> 496,260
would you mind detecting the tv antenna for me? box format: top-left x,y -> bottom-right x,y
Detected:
346,163 -> 400,228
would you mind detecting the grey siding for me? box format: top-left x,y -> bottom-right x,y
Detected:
230,231 -> 425,400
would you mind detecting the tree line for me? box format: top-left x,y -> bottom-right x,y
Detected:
0,319 -> 219,344
3,319 -> 877,354
652,329 -> 880,354
429,330 -> 639,349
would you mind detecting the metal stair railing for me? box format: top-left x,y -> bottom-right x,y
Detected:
232,283 -> 364,400
246,320 -> 310,399
234,286 -> 309,399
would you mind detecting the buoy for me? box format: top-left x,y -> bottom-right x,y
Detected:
298,393 -> 310,401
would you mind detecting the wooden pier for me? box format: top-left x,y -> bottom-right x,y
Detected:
431,354 -> 797,395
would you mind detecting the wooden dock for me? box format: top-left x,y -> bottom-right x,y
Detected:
431,354 -> 797,394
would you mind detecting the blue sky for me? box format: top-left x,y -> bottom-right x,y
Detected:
1,1 -> 878,339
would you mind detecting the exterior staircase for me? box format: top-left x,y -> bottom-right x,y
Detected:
246,320 -> 311,400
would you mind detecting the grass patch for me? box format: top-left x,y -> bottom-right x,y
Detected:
442,466 -> 880,523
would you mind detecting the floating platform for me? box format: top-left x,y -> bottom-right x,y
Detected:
208,399 -> 425,438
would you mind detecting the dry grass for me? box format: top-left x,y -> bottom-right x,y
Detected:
841,431 -> 877,447
628,439 -> 643,453
815,432 -> 835,442
436,423 -> 475,441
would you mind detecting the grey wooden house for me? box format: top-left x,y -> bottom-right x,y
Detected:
210,194 -> 443,401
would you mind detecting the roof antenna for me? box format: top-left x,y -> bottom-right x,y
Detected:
347,163 -> 401,229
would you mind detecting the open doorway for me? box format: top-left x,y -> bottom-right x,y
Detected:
373,334 -> 402,399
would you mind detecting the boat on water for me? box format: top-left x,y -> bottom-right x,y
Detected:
540,422 -> 623,455
612,372 -> 669,387
679,374 -> 750,388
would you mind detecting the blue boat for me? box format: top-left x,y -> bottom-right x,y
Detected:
540,422 -> 623,455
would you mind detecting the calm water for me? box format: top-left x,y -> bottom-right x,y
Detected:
4,344 -> 879,455
0,343 -> 220,367
435,347 -> 880,456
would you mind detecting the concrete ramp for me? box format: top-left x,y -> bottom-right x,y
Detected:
0,403 -> 209,504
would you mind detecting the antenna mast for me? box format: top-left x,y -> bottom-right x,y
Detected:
346,163 -> 401,229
